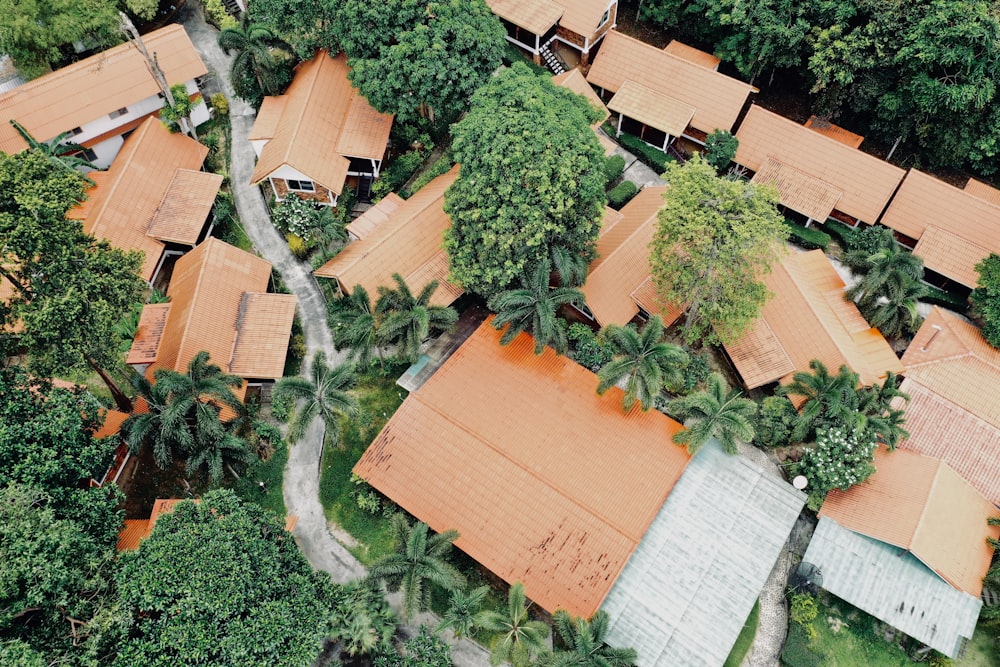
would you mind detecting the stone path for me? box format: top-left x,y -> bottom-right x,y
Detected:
599,127 -> 669,188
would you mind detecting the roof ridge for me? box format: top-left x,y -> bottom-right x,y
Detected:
84,118 -> 156,231
589,188 -> 664,278
910,459 -> 943,551
609,30 -> 757,91
267,51 -> 328,175
174,238 -> 220,371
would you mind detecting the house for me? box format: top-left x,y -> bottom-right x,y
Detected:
896,307 -> 1000,503
126,237 -> 297,400
587,31 -> 757,149
0,24 -> 209,168
802,448 -> 999,658
734,106 -> 905,227
551,69 -> 617,154
486,0 -> 617,68
878,170 -> 1000,290
313,167 -> 463,307
249,51 -> 393,206
67,116 -> 223,284
722,249 -> 904,390
579,186 -> 683,327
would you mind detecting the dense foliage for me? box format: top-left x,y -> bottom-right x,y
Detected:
374,627 -> 451,667
217,16 -> 295,107
248,0 -> 338,58
487,260 -> 584,355
596,316 -> 688,412
973,254 -> 1000,348
795,425 -> 877,504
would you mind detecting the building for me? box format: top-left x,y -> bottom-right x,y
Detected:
486,0 -> 618,68
249,51 -> 393,205
0,25 -> 209,168
734,106 -> 905,228
587,31 -> 757,148
723,249 -> 903,390
67,117 -> 222,284
803,448 -> 999,658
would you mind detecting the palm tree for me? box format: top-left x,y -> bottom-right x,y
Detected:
855,371 -> 911,448
550,245 -> 589,287
271,351 -> 359,445
375,274 -> 458,363
367,514 -> 465,620
217,15 -> 293,104
478,582 -> 550,667
487,260 -> 583,355
845,228 -> 925,313
10,119 -> 97,176
670,373 -> 757,454
184,427 -> 255,483
539,610 -> 637,667
865,279 -> 928,338
332,579 -> 397,657
330,286 -> 380,367
436,584 -> 490,639
121,372 -> 193,469
596,315 -> 688,411
778,360 -> 859,444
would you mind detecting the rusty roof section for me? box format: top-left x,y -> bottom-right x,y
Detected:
735,106 -> 905,224
354,320 -> 691,616
250,51 -> 393,195
485,0 -> 563,35
608,80 -> 695,139
94,409 -> 129,439
229,293 -> 298,379
663,40 -> 720,70
820,448 -> 999,597
880,170 -> 1000,288
552,69 -> 610,123
588,31 -> 756,136
146,169 -> 223,245
965,178 -> 1000,207
901,307 -> 1000,430
724,249 -> 903,389
126,303 -> 172,365
346,193 -> 405,240
804,116 -> 864,148
314,167 -> 463,307
72,117 -> 210,280
0,25 -> 207,153
751,157 -> 844,222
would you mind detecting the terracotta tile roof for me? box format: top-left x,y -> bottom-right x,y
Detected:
314,167 -> 463,307
820,447 -> 999,597
734,106 -> 905,224
608,80 -> 695,139
751,157 -> 843,222
229,293 -> 298,379
724,249 -> 903,389
587,31 -> 756,136
247,96 -> 287,141
72,117 -> 211,280
597,132 -> 618,155
965,178 -> 1000,207
629,276 -> 684,324
880,170 -> 1000,288
583,187 -> 682,327
346,193 -> 404,240
126,303 -> 171,365
354,320 -> 691,617
146,169 -> 224,245
913,227 -> 990,288
663,40 -> 720,70
552,69 -> 610,123
94,409 -> 129,439
557,0 -> 615,38
901,307 -> 1000,430
0,25 -> 207,153
803,116 -> 864,148
485,0 -> 563,35
67,171 -> 111,220
250,51 -> 393,195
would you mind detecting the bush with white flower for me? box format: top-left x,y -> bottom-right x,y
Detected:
796,425 -> 877,506
271,196 -> 318,239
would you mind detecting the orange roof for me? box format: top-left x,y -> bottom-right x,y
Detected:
607,80 -> 696,139
94,408 -> 129,439
485,0 -> 563,35
965,178 -> 1000,207
346,193 -> 404,240
583,187 -> 682,326
250,51 -> 393,195
751,156 -> 843,222
587,31 -> 756,136
126,303 -> 172,365
735,106 -> 905,224
804,116 -> 864,148
147,169 -> 224,244
901,307 -> 1000,430
556,0 -> 615,39
0,25 -> 207,153
229,293 -> 298,379
820,448 -> 999,597
314,167 -> 463,307
663,40 -> 720,70
629,276 -> 684,324
880,170 -> 1000,288
724,249 -> 903,389
355,320 -> 691,616
552,69 -> 610,123
71,117 -> 212,281
247,96 -> 287,141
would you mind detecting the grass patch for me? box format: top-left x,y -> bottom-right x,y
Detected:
724,601 -> 759,667
228,437 -> 288,517
956,623 -> 1000,667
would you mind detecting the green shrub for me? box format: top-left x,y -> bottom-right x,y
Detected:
818,219 -> 857,248
614,131 -> 675,173
783,220 -> 830,251
603,154 -> 626,186
704,130 -> 739,173
922,284 -> 968,311
501,42 -> 550,76
372,149 -> 427,199
608,180 -> 638,209
203,0 -> 237,30
790,593 -> 819,628
568,323 -> 613,371
846,224 -> 890,254
209,92 -> 229,117
402,150 -> 455,198
674,350 -> 711,394
754,396 -> 798,449
781,622 -> 824,667
286,233 -> 310,259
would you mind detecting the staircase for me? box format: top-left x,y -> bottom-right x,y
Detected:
539,44 -> 566,75
221,0 -> 243,16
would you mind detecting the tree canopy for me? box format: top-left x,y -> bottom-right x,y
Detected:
333,0 -> 505,124
444,64 -> 607,297
248,0 -> 338,58
973,254 -> 1000,348
649,155 -> 787,346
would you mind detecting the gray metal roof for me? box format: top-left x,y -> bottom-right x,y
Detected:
600,440 -> 806,667
802,517 -> 983,658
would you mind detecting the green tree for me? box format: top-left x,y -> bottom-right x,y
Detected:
795,424 -> 877,506
487,261 -> 583,355
331,286 -> 381,366
703,129 -> 739,173
779,360 -> 859,444
436,585 -> 490,640
375,274 -> 459,363
115,490 -> 337,667
248,0 -> 338,58
844,227 -> 926,332
650,154 -> 787,346
271,351 -> 359,445
596,315 -> 688,411
444,63 -> 607,297
367,514 -> 465,621
331,579 -> 397,657
707,0 -> 813,83
669,373 -> 757,454
333,0 -> 505,124
124,0 -> 159,20
539,610 -> 637,667
375,627 -> 452,667
217,15 -> 295,106
9,119 -> 97,173
972,254 -> 1000,348
753,395 -> 798,449
478,582 -> 550,667
157,83 -> 199,137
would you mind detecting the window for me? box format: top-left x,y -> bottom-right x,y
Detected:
108,107 -> 128,119
286,179 -> 315,192
68,148 -> 98,162
599,7 -> 611,26
68,126 -> 84,136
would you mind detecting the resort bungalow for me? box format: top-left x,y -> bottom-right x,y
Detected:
250,51 -> 393,205
486,0 -> 618,68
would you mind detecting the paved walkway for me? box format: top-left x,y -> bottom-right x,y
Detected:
598,127 -> 669,188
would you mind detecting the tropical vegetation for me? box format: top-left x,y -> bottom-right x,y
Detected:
596,315 -> 688,411
217,15 -> 295,106
272,351 -> 359,445
669,373 -> 757,454
844,227 -> 927,338
973,253 -> 1000,348
487,260 -> 583,355
540,610 -> 638,667
477,582 -> 550,667
375,274 -> 459,363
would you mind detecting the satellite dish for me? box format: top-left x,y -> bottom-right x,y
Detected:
789,561 -> 823,593
793,475 -> 808,490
